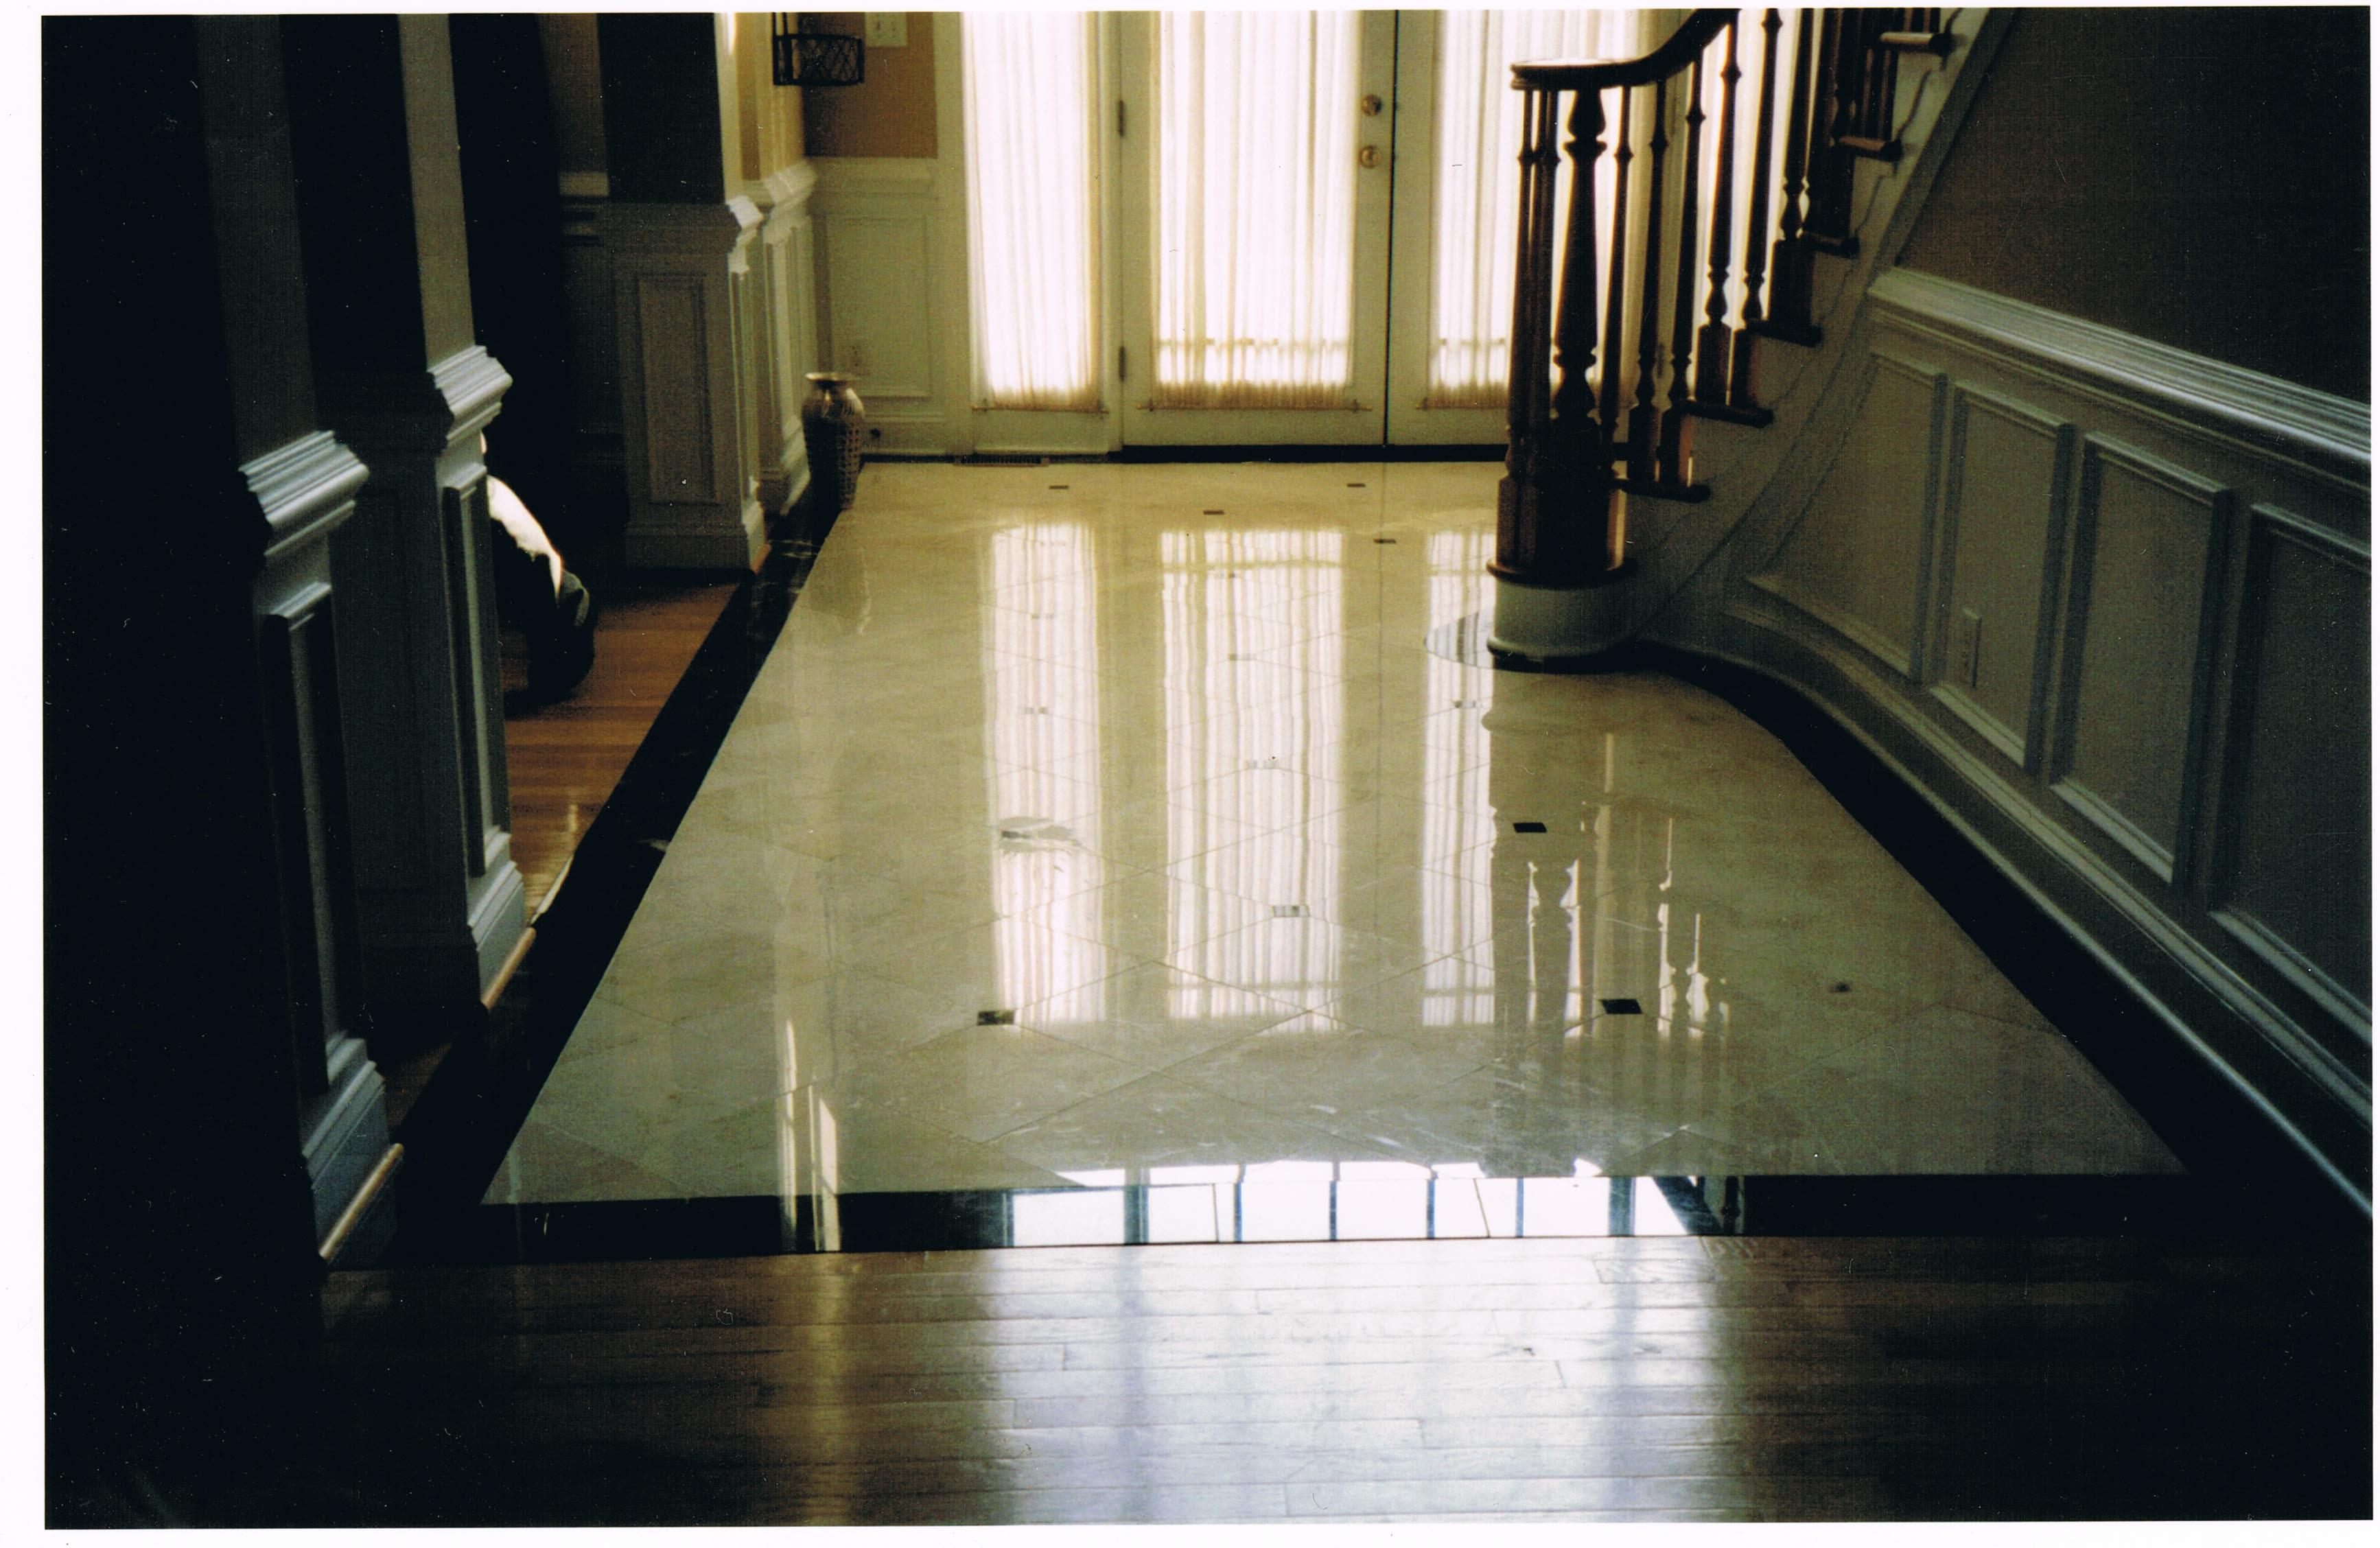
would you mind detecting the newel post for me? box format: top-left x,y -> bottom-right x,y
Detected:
1489,82 -> 1636,663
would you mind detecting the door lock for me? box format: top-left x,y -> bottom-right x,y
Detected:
1357,144 -> 1381,169
1360,93 -> 1384,117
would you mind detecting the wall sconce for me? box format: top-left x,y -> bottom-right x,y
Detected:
772,15 -> 865,87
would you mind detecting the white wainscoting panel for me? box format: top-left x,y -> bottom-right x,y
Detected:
2211,504 -> 2372,1023
1930,385 -> 2073,769
1702,266 -> 2371,1196
1749,351 -> 1945,679
2048,436 -> 2232,884
811,159 -> 962,454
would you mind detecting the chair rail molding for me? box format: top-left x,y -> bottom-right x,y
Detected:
603,196 -> 769,570
1868,268 -> 2374,494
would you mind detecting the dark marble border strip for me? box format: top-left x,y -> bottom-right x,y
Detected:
384,502 -> 839,1263
404,1173 -> 2361,1267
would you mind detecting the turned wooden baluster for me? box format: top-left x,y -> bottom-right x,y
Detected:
1760,6 -> 1820,344
1805,8 -> 1860,253
1550,86 -> 1612,577
1496,87 -> 1563,579
1691,19 -> 1743,414
1596,86 -> 1633,444
1624,76 -> 1670,484
1655,47 -> 1709,490
1729,8 -> 1784,410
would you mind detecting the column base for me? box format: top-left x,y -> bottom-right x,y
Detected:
1486,561 -> 1640,664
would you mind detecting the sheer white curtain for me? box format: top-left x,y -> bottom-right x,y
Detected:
1152,11 -> 1360,408
1427,10 -> 1665,408
963,12 -> 1101,410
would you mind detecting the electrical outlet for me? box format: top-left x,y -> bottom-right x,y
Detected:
1951,607 -> 1983,689
864,13 -> 907,48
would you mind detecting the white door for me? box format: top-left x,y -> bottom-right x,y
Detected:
964,12 -> 1664,452
1386,10 -> 1668,445
1115,10 -> 1398,447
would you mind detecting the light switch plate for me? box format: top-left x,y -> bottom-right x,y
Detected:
864,13 -> 907,48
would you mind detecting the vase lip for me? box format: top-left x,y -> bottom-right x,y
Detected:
805,370 -> 859,385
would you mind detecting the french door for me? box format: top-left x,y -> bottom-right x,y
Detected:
964,12 -> 1667,450
1115,10 -> 1397,445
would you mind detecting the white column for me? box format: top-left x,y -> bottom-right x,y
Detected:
749,161 -> 821,515
318,351 -> 528,1014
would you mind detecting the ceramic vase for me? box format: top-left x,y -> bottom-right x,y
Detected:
801,371 -> 866,513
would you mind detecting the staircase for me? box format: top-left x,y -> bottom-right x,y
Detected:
1489,6 -> 1968,659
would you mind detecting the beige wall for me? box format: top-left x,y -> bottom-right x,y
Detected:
800,12 -> 937,158
537,14 -> 607,178
1899,7 -> 2368,401
732,12 -> 806,183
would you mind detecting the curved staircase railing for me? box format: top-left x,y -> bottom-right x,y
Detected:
1493,7 -> 1950,650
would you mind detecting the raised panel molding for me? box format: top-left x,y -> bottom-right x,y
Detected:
1749,351 -> 1945,681
2210,505 -> 2372,1026
633,276 -> 719,503
1928,385 -> 2074,771
605,198 -> 766,571
819,215 -> 934,399
1685,265 -> 2371,1202
812,156 -> 959,454
2047,437 -> 2234,884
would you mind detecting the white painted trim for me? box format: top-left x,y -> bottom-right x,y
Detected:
751,159 -> 818,219
2044,432 -> 2237,892
809,156 -> 938,194
245,430 -> 369,559
1870,268 -> 2372,487
1746,571 -> 1915,681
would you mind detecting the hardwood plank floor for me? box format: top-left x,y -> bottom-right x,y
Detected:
498,575 -> 742,915
320,1232 -> 2369,1524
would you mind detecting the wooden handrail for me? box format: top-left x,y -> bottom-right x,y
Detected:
1509,10 -> 1736,93
1497,6 -> 1914,609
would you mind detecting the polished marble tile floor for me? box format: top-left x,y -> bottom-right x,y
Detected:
486,462 -> 2180,1212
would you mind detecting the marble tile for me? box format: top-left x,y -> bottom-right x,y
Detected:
990,1072 -> 1404,1175
823,1020 -> 1151,1145
1309,1065 -> 1693,1176
1015,959 -> 1307,1071
493,462 -> 2180,1207
482,1118 -> 692,1206
1608,1007 -> 2181,1175
810,1100 -> 1082,1195
1162,1019 -> 1493,1130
